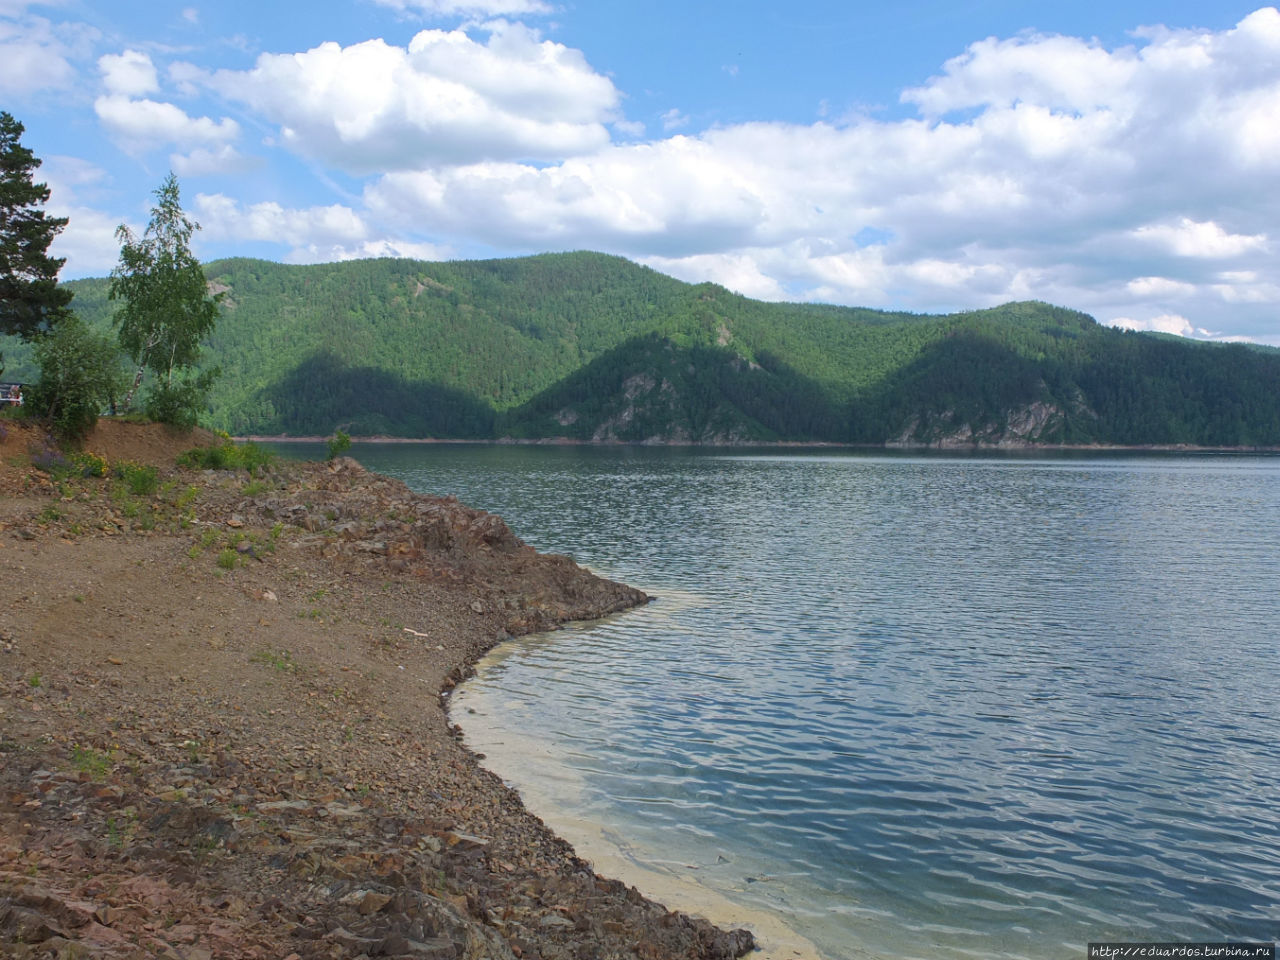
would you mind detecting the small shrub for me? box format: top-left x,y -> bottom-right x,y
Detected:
216,548 -> 238,570
71,745 -> 111,778
178,440 -> 274,476
143,371 -> 216,431
326,429 -> 351,461
238,442 -> 274,476
115,460 -> 158,496
31,446 -> 72,477
71,451 -> 108,477
28,317 -> 125,440
36,505 -> 62,523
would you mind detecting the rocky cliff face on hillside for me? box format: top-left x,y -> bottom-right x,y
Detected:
888,399 -> 1096,448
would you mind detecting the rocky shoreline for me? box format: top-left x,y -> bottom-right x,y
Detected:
0,420 -> 756,960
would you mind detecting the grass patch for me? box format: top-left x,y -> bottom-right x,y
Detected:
71,745 -> 111,779
114,460 -> 159,496
178,440 -> 274,476
251,649 -> 297,673
174,484 -> 199,509
216,548 -> 239,570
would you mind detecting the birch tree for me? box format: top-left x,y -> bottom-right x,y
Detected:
110,173 -> 220,416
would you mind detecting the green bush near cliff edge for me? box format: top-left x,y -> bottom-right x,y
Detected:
177,440 -> 274,476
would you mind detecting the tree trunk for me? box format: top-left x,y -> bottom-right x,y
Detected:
120,365 -> 146,413
121,329 -> 161,413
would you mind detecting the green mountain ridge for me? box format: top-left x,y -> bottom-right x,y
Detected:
4,251 -> 1279,446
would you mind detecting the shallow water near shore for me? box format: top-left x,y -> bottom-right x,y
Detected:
273,443 -> 1280,959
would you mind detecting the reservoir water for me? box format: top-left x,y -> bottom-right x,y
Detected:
276,443 -> 1280,959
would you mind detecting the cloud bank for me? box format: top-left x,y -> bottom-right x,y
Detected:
17,3 -> 1280,342
206,8 -> 1280,339
207,22 -> 619,173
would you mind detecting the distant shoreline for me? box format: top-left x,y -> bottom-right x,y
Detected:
240,434 -> 1280,454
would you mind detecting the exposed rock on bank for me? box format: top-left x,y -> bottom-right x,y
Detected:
0,421 -> 755,960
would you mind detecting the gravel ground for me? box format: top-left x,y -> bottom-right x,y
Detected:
0,418 -> 756,960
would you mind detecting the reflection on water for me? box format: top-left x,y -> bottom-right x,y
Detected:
277,443 -> 1280,960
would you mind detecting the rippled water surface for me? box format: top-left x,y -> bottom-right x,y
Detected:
281,444 -> 1280,959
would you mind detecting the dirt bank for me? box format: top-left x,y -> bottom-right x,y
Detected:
0,418 -> 756,960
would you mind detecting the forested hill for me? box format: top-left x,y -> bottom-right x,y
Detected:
13,251 -> 1280,446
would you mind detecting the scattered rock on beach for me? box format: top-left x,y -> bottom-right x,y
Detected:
0,435 -> 754,960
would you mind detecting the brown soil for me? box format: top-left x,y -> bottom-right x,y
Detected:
0,418 -> 755,960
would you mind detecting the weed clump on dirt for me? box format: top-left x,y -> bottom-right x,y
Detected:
177,440 -> 273,476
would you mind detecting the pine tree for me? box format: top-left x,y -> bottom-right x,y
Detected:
0,112 -> 71,345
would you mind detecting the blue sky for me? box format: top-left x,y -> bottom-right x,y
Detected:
5,1 -> 1280,342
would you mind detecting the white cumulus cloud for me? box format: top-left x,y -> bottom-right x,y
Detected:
661,108 -> 689,131
0,14 -> 94,94
99,49 -> 159,96
1126,276 -> 1197,298
194,193 -> 450,265
195,193 -> 369,248
208,21 -> 618,173
40,157 -> 133,276
1108,313 -> 1219,338
171,145 -> 259,177
1132,218 -> 1267,258
95,94 -> 240,152
283,238 -> 451,265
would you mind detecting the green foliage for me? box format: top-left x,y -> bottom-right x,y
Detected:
215,548 -> 238,570
110,173 -> 221,417
71,745 -> 111,778
177,439 -> 274,474
8,252 -> 1280,446
71,450 -> 108,477
143,367 -> 218,429
114,460 -> 158,496
251,649 -> 296,672
326,429 -> 351,460
250,350 -> 495,438
28,316 -> 125,439
0,112 -> 72,347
